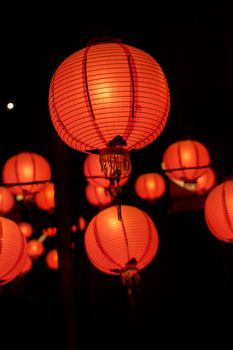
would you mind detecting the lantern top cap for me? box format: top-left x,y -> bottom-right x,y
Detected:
86,36 -> 122,47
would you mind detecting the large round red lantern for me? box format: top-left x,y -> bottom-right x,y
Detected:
162,139 -> 210,184
0,216 -> 27,285
84,205 -> 159,289
135,173 -> 166,200
49,38 -> 170,184
0,186 -> 15,214
2,151 -> 51,196
84,153 -> 131,188
34,182 -> 55,211
204,180 -> 233,242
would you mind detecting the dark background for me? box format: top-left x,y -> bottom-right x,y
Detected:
0,2 -> 233,349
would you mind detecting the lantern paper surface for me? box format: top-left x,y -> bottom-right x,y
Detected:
27,239 -> 45,258
34,182 -> 55,211
85,183 -> 112,206
46,249 -> 58,270
18,222 -> 33,238
2,152 -> 51,196
84,205 -> 159,275
84,153 -> 131,187
162,140 -> 210,183
49,41 -> 170,153
0,186 -> 15,214
204,180 -> 233,242
0,217 -> 27,285
135,173 -> 166,200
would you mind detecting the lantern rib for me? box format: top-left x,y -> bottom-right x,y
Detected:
137,213 -> 155,265
222,183 -> 233,236
82,48 -> 107,148
0,223 -> 26,279
93,216 -> 122,269
120,215 -> 131,263
50,75 -> 92,151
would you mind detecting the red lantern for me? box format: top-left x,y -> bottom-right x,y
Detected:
0,217 -> 27,285
84,205 -> 159,287
20,255 -> 33,275
0,186 -> 15,214
34,182 -> 55,211
18,222 -> 33,238
46,249 -> 58,270
195,167 -> 216,194
135,173 -> 166,200
49,38 -> 170,184
204,180 -> 233,242
162,139 -> 210,184
85,183 -> 113,207
2,151 -> 51,196
84,153 -> 131,188
167,167 -> 217,194
27,239 -> 45,258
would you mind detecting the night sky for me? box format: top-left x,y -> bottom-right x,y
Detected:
0,2 -> 233,349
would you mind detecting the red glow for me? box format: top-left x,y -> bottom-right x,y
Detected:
204,180 -> 233,242
135,173 -> 166,200
2,152 -> 51,196
49,41 -> 170,154
0,217 -> 27,285
84,205 -> 159,275
162,139 -> 210,183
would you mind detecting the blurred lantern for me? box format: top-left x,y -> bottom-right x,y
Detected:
20,255 -> 33,275
135,173 -> 166,200
0,216 -> 27,285
27,239 -> 45,258
49,37 -> 170,188
84,153 -> 131,188
42,226 -> 57,237
85,183 -> 113,207
18,222 -> 33,238
34,182 -> 55,211
162,139 -> 210,187
84,205 -> 159,293
2,151 -> 51,197
194,167 -> 216,194
204,180 -> 233,242
46,249 -> 58,270
174,167 -> 216,194
0,186 -> 15,214
78,216 -> 86,231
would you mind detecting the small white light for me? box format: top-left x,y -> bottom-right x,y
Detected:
6,102 -> 15,110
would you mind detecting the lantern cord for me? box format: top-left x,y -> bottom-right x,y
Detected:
163,164 -> 211,172
1,179 -> 51,188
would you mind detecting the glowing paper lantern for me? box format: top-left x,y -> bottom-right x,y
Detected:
85,183 -> 113,207
135,173 -> 166,200
27,239 -> 44,258
0,186 -> 15,214
46,249 -> 58,270
84,153 -> 131,188
2,151 -> 51,196
195,167 -> 216,194
162,139 -> 210,184
0,217 -> 27,285
49,38 -> 170,184
20,255 -> 33,275
18,222 -> 33,238
84,205 -> 159,288
204,180 -> 233,242
34,182 -> 55,211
